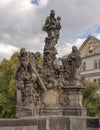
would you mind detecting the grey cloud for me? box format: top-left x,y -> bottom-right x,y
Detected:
45,0 -> 100,38
0,0 -> 100,61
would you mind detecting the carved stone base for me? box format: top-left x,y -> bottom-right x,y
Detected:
39,107 -> 63,116
63,106 -> 87,116
16,106 -> 87,117
16,108 -> 32,117
41,89 -> 61,107
39,106 -> 87,116
16,107 -> 39,118
16,86 -> 87,117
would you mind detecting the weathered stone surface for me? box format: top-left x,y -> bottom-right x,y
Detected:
0,119 -> 37,127
87,117 -> 100,128
63,106 -> 87,116
87,128 -> 99,130
41,89 -> 60,107
0,116 -> 99,130
49,116 -> 70,130
40,108 -> 63,116
70,116 -> 86,130
38,118 -> 46,130
0,126 -> 37,130
87,117 -> 100,130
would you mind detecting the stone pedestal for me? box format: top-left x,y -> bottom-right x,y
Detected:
41,89 -> 60,107
63,85 -> 87,116
16,85 -> 87,117
67,86 -> 83,107
0,116 -> 99,130
40,89 -> 63,116
39,85 -> 87,116
63,107 -> 86,116
16,108 -> 33,117
40,107 -> 63,116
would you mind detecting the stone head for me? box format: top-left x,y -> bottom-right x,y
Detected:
57,16 -> 61,21
20,48 -> 26,53
50,9 -> 55,17
35,52 -> 41,57
72,46 -> 77,52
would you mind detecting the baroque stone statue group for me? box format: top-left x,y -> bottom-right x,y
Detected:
15,10 -> 86,117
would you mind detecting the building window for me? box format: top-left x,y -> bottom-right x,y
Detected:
83,62 -> 86,71
94,59 -> 98,69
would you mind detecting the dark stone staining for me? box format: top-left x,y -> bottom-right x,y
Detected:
0,119 -> 37,127
87,118 -> 100,128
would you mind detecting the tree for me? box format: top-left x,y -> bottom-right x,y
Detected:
83,81 -> 100,117
0,52 -> 19,118
0,51 -> 42,118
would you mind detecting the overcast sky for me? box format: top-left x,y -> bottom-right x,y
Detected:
0,0 -> 100,61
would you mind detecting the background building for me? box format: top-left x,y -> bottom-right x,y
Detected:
79,35 -> 100,86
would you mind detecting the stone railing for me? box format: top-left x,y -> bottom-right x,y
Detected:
0,116 -> 99,130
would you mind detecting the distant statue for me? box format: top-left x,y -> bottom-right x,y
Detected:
19,48 -> 29,70
42,10 -> 56,39
29,52 -> 41,70
42,10 -> 61,43
63,46 -> 81,85
15,48 -> 45,113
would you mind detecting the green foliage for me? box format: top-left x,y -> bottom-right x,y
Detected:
83,81 -> 100,117
0,51 -> 43,118
0,52 -> 19,118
